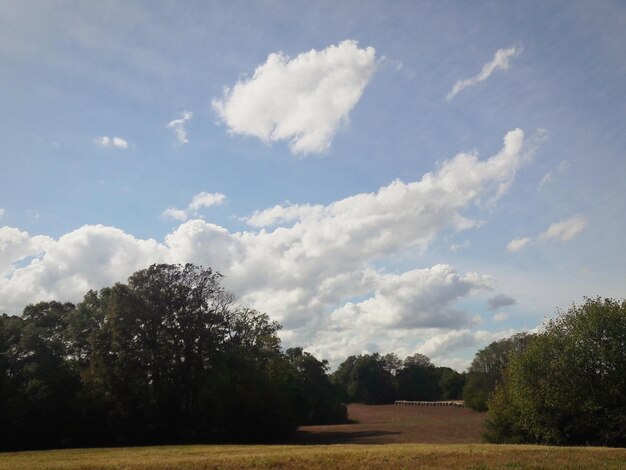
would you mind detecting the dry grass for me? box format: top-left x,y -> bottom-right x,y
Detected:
1,443 -> 626,470
2,406 -> 624,469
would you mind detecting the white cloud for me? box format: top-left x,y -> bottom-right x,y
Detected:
506,236 -> 531,252
0,208 -> 4,219
538,172 -> 552,191
167,111 -> 193,145
161,192 -> 225,222
417,328 -> 517,366
329,265 -> 492,330
96,136 -> 129,149
508,215 -> 587,252
1,129 -> 539,366
539,215 -> 588,242
446,47 -> 519,101
212,40 -> 377,155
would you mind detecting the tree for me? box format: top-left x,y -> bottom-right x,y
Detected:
396,354 -> 439,401
436,367 -> 465,400
486,298 -> 626,446
463,333 -> 534,411
285,348 -> 347,425
332,353 -> 396,404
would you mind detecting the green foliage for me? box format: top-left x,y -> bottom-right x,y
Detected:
463,333 -> 534,411
332,352 -> 465,404
486,297 -> 626,446
0,264 -> 346,450
285,348 -> 347,425
332,353 -> 396,404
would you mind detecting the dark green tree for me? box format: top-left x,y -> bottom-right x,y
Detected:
285,347 -> 347,425
396,354 -> 439,401
486,298 -> 626,446
332,353 -> 396,404
463,332 -> 534,411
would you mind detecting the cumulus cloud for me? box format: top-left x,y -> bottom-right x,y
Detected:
161,192 -> 225,222
167,111 -> 193,145
539,215 -> 588,242
1,129 -> 539,365
329,265 -> 492,330
446,47 -> 519,101
212,40 -> 377,155
417,328 -> 517,365
487,293 -> 516,310
96,136 -> 129,149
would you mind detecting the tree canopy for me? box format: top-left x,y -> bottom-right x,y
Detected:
332,352 -> 465,404
463,333 -> 534,411
0,264 -> 347,450
485,298 -> 626,446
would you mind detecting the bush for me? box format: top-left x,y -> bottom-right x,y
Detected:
486,297 -> 626,446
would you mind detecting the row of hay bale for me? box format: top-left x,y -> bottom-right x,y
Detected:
395,400 -> 464,407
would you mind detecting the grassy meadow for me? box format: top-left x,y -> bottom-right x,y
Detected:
2,443 -> 626,470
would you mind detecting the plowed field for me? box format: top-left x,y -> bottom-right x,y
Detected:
294,403 -> 487,444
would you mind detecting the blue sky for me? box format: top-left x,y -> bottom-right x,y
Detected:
1,1 -> 625,369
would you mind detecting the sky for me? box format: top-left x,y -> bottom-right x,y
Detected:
1,1 -> 625,370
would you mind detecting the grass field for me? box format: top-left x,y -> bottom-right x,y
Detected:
2,405 -> 625,469
2,443 -> 626,470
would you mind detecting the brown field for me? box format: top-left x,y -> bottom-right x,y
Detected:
2,405 -> 626,469
294,403 -> 487,444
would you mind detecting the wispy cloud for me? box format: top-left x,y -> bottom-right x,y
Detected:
506,237 -> 531,252
539,215 -> 588,242
212,40 -> 377,155
0,208 -> 5,219
507,215 -> 587,251
96,136 -> 129,149
161,192 -> 225,222
449,239 -> 470,253
446,47 -> 519,101
167,111 -> 193,145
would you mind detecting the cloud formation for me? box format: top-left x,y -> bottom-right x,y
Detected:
212,40 -> 377,155
0,208 -> 4,219
508,215 -> 587,251
446,47 -> 519,101
96,136 -> 129,149
161,192 -> 225,222
1,129 -> 538,367
539,215 -> 588,242
488,293 -> 516,310
167,111 -> 193,145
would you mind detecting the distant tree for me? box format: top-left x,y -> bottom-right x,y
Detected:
396,354 -> 438,401
285,348 -> 347,425
332,353 -> 396,404
436,367 -> 465,400
463,333 -> 534,411
486,298 -> 626,446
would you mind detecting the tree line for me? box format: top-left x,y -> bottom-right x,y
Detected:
1,263 -> 624,449
0,264 -> 346,450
